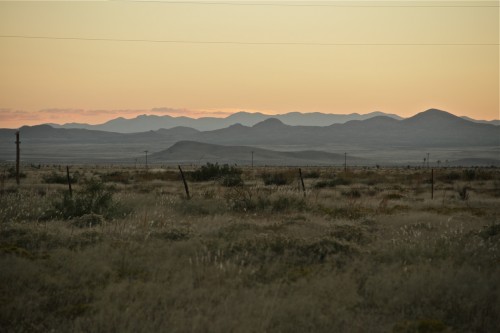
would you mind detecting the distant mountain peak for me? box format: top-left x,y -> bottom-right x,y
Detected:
422,108 -> 449,115
20,124 -> 53,131
227,110 -> 265,117
363,115 -> 399,123
406,108 -> 461,122
228,123 -> 247,128
253,118 -> 287,128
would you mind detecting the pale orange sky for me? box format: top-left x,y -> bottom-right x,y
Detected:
0,0 -> 499,128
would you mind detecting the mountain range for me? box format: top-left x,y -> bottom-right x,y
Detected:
1,109 -> 498,165
48,111 -> 404,132
46,110 -> 500,133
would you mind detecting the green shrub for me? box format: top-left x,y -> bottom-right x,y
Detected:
457,186 -> 469,201
6,167 -> 26,179
100,171 -> 131,184
314,177 -> 352,188
330,225 -> 368,244
302,170 -> 321,179
393,319 -> 448,333
71,213 -> 105,228
220,174 -> 244,187
319,205 -> 366,220
190,163 -> 242,182
43,171 -> 80,184
342,189 -> 361,198
261,171 -> 294,186
154,228 -> 191,241
225,187 -> 306,214
224,187 -> 256,212
269,196 -> 306,212
46,178 -> 122,220
134,170 -> 180,182
175,198 -> 226,216
478,224 -> 500,239
384,193 -> 404,200
463,168 -> 495,181
463,169 -> 476,181
438,171 -> 461,183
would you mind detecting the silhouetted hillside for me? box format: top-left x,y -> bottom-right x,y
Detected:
150,141 -> 367,166
194,110 -> 499,147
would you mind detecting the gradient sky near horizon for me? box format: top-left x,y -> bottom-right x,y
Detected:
0,0 -> 499,128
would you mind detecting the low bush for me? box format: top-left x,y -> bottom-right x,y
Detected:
190,163 -> 242,182
384,193 -> 404,200
463,169 -> 477,181
224,187 -> 256,212
261,171 -> 294,186
267,196 -> 307,213
438,170 -> 461,183
6,167 -> 26,179
174,197 -> 226,216
45,178 -> 123,220
302,170 -> 321,179
319,204 -> 367,220
43,171 -> 80,184
134,170 -> 180,182
220,174 -> 244,187
314,177 -> 352,188
100,171 -> 131,184
457,186 -> 469,201
341,189 -> 361,198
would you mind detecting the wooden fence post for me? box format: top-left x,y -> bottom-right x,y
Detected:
178,165 -> 190,200
298,168 -> 306,197
66,166 -> 73,198
344,152 -> 347,173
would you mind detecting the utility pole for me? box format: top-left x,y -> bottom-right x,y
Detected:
144,150 -> 148,170
251,151 -> 254,168
431,168 -> 434,199
427,152 -> 430,168
15,131 -> 20,185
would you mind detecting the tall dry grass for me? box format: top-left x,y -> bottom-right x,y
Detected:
0,165 -> 499,332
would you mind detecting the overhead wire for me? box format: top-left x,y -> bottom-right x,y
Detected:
2,1 -> 497,46
106,0 -> 500,8
0,35 -> 497,46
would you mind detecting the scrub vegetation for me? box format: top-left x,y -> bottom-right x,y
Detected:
0,164 -> 499,332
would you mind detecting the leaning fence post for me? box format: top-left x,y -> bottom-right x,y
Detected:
298,168 -> 306,197
15,131 -> 20,185
178,165 -> 190,200
66,165 -> 73,197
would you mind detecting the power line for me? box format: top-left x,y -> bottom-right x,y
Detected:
1,35 -> 498,46
107,1 -> 500,8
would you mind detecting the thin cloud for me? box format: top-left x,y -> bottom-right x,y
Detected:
151,107 -> 189,114
0,109 -> 44,122
39,108 -> 84,114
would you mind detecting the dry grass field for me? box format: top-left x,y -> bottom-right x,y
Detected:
0,164 -> 499,332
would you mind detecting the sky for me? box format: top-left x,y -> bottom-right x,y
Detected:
0,0 -> 499,128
